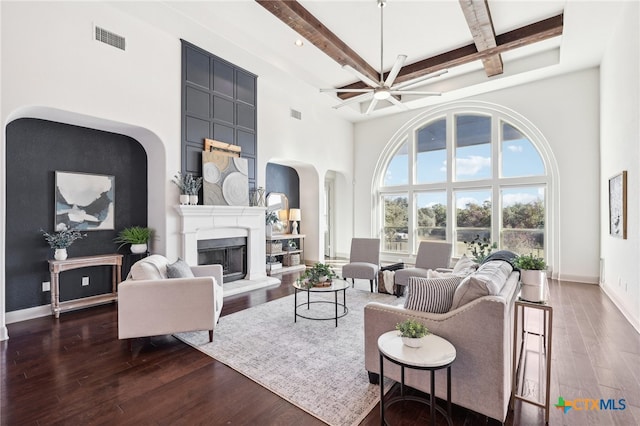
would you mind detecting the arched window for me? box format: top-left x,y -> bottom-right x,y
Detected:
376,103 -> 552,263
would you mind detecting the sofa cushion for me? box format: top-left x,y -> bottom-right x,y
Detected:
452,254 -> 479,276
166,258 -> 195,278
450,260 -> 513,310
128,255 -> 169,280
404,276 -> 463,314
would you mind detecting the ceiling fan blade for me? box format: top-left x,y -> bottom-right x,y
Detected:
390,90 -> 441,96
320,88 -> 373,94
365,98 -> 379,115
343,64 -> 380,88
332,92 -> 374,109
384,54 -> 407,87
392,69 -> 448,90
387,96 -> 409,111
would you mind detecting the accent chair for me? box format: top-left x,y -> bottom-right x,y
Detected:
342,238 -> 381,292
393,241 -> 453,293
118,255 -> 224,344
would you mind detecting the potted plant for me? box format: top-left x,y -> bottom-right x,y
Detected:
114,226 -> 152,254
513,253 -> 548,302
297,262 -> 337,288
396,319 -> 430,348
463,234 -> 498,263
173,172 -> 203,205
42,226 -> 86,260
265,211 -> 278,237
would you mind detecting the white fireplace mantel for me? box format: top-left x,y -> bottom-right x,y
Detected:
175,205 -> 279,295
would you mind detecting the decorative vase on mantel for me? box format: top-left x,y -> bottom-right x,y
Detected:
54,248 -> 68,261
189,194 -> 198,205
179,194 -> 189,205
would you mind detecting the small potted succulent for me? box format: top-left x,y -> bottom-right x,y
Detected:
396,319 -> 430,348
172,172 -> 203,205
42,226 -> 87,260
297,262 -> 337,288
114,226 -> 152,254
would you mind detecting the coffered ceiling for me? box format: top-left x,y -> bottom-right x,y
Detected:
110,1 -> 626,122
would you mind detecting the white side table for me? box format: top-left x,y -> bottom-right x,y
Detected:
378,331 -> 456,425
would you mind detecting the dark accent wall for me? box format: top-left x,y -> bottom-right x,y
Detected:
5,118 -> 147,312
266,163 -> 300,210
181,40 -> 257,191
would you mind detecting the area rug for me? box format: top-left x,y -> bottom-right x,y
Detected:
176,289 -> 400,426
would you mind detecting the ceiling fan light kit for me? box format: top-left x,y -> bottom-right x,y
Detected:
321,0 -> 443,114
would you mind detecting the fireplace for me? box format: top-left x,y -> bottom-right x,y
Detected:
198,237 -> 247,282
175,205 -> 280,297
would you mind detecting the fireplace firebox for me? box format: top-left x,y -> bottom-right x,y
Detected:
198,237 -> 247,283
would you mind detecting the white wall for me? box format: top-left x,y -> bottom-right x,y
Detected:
0,2 -> 353,337
353,68 -> 601,283
599,1 -> 640,332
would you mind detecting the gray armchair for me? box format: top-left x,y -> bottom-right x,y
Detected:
394,241 -> 452,292
342,238 -> 380,292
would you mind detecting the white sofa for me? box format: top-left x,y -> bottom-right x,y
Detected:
118,255 -> 224,342
364,258 -> 520,423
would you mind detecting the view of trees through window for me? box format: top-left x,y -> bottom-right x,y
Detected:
379,111 -> 547,260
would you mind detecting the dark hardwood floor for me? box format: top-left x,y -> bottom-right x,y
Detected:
2,275 -> 639,425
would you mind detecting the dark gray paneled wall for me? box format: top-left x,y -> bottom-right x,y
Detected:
5,118 -> 147,312
266,163 -> 300,209
182,40 -> 257,191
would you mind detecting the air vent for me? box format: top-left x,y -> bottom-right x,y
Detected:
290,109 -> 302,120
95,26 -> 126,51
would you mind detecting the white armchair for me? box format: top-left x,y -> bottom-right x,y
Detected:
118,255 -> 224,342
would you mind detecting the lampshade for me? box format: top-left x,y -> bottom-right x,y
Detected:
289,208 -> 301,221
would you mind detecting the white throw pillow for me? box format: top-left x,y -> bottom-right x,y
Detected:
427,269 -> 454,279
452,254 -> 478,276
128,255 -> 169,280
404,276 -> 463,314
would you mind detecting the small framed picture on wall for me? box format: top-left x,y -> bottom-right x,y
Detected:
608,170 -> 627,239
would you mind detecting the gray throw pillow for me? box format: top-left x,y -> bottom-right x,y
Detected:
404,276 -> 463,314
166,258 -> 195,278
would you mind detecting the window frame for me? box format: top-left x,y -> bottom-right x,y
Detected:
374,103 -> 553,267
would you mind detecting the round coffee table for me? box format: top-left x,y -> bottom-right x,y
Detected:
293,279 -> 349,327
378,331 -> 456,425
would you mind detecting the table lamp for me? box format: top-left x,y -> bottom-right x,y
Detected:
289,208 -> 301,234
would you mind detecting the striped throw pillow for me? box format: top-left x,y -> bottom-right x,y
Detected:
404,276 -> 463,313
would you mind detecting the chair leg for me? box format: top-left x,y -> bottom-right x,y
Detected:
369,279 -> 374,292
351,278 -> 355,288
208,330 -> 213,342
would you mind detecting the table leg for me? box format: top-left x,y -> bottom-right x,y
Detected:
379,352 -> 385,426
545,309 -> 553,424
447,366 -> 452,420
50,271 -> 60,318
334,290 -> 338,327
430,370 -> 436,426
294,289 -> 298,323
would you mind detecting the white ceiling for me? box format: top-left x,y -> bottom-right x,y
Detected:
111,1 -> 626,122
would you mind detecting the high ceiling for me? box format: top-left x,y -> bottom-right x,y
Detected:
111,1 -> 626,122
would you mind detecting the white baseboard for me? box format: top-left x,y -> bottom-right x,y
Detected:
6,305 -> 52,324
554,272 -> 599,284
601,284 -> 640,335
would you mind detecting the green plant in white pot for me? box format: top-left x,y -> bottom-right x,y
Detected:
396,319 -> 430,348
114,226 -> 152,254
513,253 -> 548,302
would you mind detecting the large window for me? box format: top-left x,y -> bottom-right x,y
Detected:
378,108 -> 548,261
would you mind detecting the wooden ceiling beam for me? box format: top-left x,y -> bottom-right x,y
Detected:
458,0 -> 503,77
255,0 -> 380,84
338,14 -> 563,99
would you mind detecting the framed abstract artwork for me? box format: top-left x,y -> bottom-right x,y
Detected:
55,171 -> 115,230
608,170 -> 627,239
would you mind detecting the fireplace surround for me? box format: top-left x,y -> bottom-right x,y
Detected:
175,205 -> 279,296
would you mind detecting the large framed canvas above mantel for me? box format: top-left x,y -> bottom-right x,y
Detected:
608,170 -> 627,239
55,171 -> 115,231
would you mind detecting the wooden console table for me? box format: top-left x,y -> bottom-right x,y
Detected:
48,254 -> 123,318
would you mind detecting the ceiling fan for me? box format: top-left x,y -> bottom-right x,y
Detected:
320,0 -> 447,115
